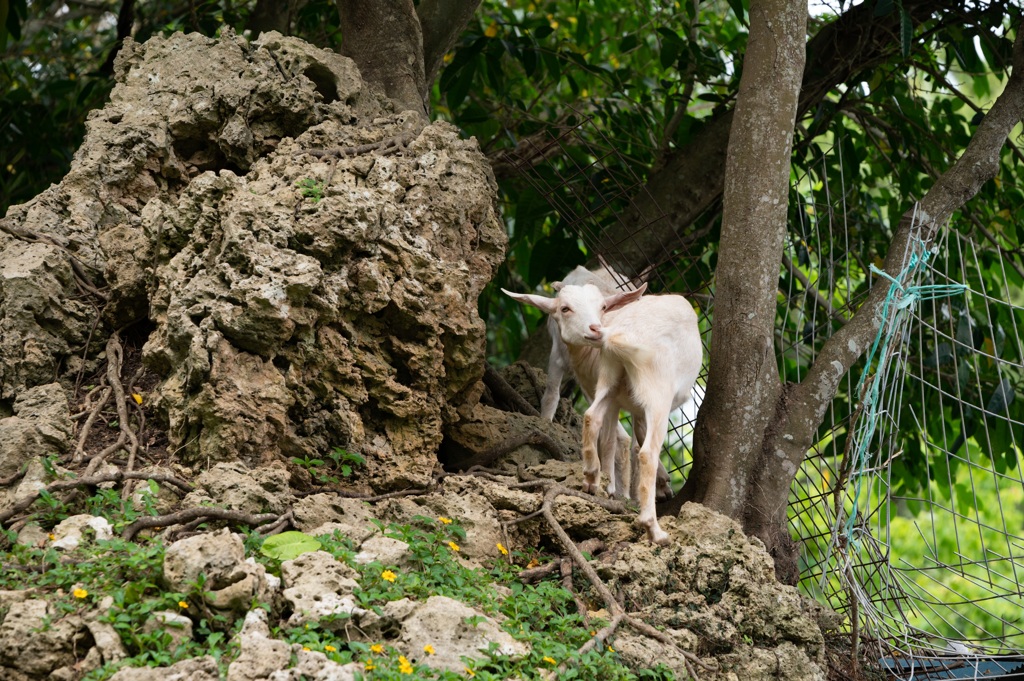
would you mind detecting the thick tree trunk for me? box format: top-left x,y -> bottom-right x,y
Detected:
678,0 -> 806,518
334,0 -> 481,118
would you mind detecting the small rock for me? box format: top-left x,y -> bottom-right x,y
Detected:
399,595 -> 529,672
280,551 -> 363,627
353,535 -> 410,566
108,656 -> 220,681
227,609 -> 292,681
0,599 -> 88,676
50,514 -> 114,551
143,610 -> 194,649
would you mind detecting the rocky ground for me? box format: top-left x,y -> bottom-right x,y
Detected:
0,451 -> 840,680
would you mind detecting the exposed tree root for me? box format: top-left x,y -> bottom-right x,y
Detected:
0,469 -> 194,527
499,479 -> 714,679
123,508 -> 284,542
483,363 -> 540,417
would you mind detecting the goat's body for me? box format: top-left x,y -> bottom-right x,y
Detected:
582,294 -> 702,544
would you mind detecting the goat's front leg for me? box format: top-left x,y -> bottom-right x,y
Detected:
637,406 -> 671,545
582,364 -> 621,494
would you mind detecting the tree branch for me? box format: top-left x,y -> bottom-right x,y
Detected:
762,22 -> 1024,542
598,0 -> 985,276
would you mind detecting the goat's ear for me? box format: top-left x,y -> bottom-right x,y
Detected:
551,280 -> 565,291
501,288 -> 557,314
604,282 -> 647,312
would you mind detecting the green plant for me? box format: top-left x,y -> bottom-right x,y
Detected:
292,448 -> 365,485
295,177 -> 325,203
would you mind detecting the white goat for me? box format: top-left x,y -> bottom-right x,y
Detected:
507,282 -> 701,544
507,266 -> 670,500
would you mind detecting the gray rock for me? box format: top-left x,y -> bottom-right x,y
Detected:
163,528 -> 275,614
353,535 -> 410,566
0,383 -> 71,479
0,599 -> 88,676
293,494 -> 376,542
399,595 -> 529,672
50,514 -> 114,551
280,551 -> 363,627
108,656 -> 220,681
227,609 -> 292,681
181,461 -> 295,515
143,610 -> 194,649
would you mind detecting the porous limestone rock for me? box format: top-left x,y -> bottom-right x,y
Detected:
292,493 -> 376,541
163,528 -> 276,614
353,535 -> 410,566
602,503 -> 828,680
108,656 -> 220,681
280,550 -> 362,627
143,611 -> 194,649
0,599 -> 89,677
399,595 -> 529,672
181,461 -> 295,515
0,28 -> 505,489
0,383 -> 71,482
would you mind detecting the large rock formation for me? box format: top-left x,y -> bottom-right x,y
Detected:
0,29 -> 505,488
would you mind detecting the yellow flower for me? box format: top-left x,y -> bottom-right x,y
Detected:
484,22 -> 499,38
465,667 -> 476,678
448,541 -> 460,552
438,516 -> 453,525
325,645 -> 336,652
73,588 -> 88,599
364,660 -> 376,671
543,656 -> 557,665
131,393 -> 143,405
303,646 -> 310,652
607,645 -> 614,652
371,643 -> 384,654
424,644 -> 435,655
48,533 -> 55,541
526,558 -> 540,569
399,655 -> 413,674
178,601 -> 188,609
496,542 -> 508,556
381,569 -> 397,582
443,52 -> 454,65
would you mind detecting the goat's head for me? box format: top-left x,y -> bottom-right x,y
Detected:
502,283 -> 646,347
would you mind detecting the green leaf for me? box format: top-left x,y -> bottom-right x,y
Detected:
873,0 -> 895,17
899,6 -> 913,58
260,531 -> 322,561
726,0 -> 747,24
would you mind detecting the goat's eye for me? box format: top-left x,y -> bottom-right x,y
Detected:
560,306 -> 571,314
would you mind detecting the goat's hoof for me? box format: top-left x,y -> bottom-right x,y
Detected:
649,527 -> 671,545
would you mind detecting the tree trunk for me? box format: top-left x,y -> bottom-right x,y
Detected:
678,0 -> 806,518
334,0 -> 481,118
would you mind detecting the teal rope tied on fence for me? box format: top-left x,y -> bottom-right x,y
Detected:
842,244 -> 968,545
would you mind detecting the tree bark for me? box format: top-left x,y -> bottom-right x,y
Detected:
598,0 -> 989,277
336,0 -> 428,116
678,0 -> 806,519
334,0 -> 481,118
